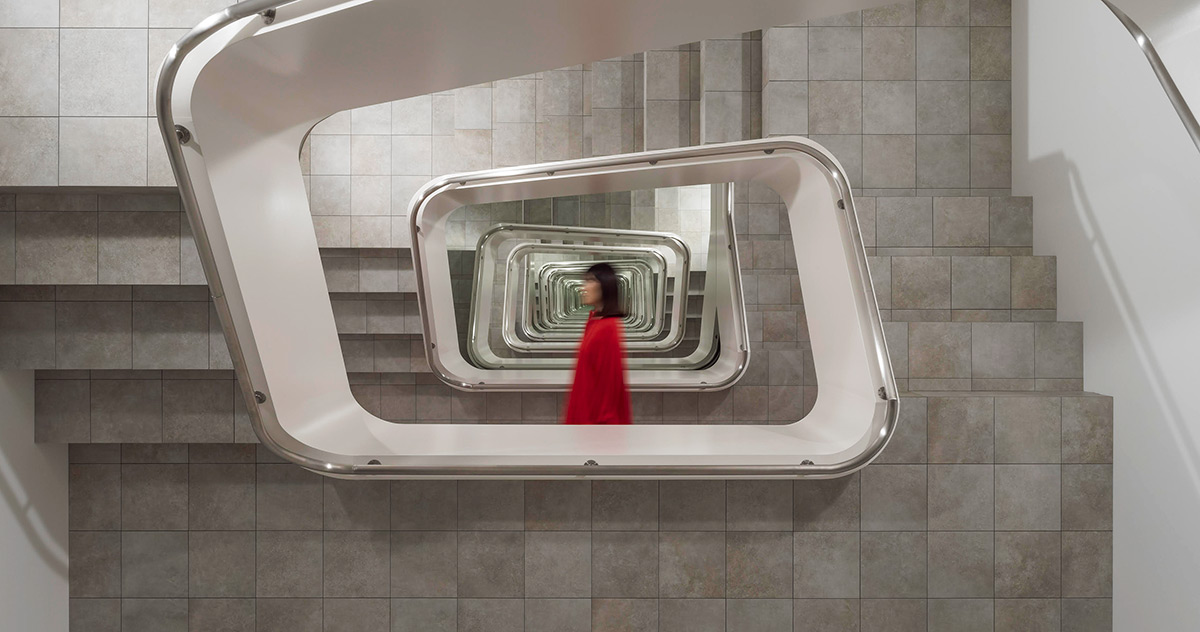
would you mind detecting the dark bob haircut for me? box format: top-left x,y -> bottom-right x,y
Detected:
586,262 -> 625,319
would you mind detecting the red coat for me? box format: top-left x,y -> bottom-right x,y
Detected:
564,314 -> 632,424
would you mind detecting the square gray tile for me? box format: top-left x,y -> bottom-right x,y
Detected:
525,531 -> 591,598
16,212 -> 97,284
995,465 -> 1061,530
928,464 -> 994,530
122,463 -> 187,530
324,531 -> 390,598
122,531 -> 188,598
390,531 -> 457,597
255,530 -> 323,598
189,531 -> 255,597
592,531 -> 658,598
458,531 -> 524,598
794,531 -> 860,598
928,531 -> 994,597
860,531 -> 927,598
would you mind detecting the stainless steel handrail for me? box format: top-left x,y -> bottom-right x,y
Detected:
1101,0 -> 1200,154
159,1 -> 897,478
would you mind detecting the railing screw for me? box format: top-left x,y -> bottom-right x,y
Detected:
175,125 -> 191,144
254,391 -> 267,404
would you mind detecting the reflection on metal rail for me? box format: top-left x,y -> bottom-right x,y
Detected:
1101,0 -> 1200,154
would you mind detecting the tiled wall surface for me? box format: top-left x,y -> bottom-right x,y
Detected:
66,391 -> 1113,632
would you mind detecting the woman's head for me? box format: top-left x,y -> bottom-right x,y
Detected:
581,262 -> 624,318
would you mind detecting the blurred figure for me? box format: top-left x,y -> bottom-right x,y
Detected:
564,263 -> 632,424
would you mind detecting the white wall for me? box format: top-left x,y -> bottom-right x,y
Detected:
1013,0 -> 1200,628
0,371 -> 68,631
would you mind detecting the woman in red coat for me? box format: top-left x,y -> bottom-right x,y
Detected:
564,263 -> 632,424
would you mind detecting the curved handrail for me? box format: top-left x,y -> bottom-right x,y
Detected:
158,0 -> 898,478
1101,0 -> 1200,154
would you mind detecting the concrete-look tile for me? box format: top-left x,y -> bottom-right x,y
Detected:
727,532 -> 792,598
996,464 -> 1061,530
16,212 -> 97,284
864,2 -> 915,25
726,599 -> 792,632
189,463 -> 255,530
917,81 -> 969,135
323,531 -> 390,598
1062,464 -> 1113,530
352,175 -> 390,217
309,175 -> 351,216
390,531 -> 457,597
1062,396 -> 1112,463
60,117 -> 148,185
122,599 -> 187,632
645,100 -> 693,150
132,301 -> 208,369
257,464 -> 323,530
909,322 -> 971,378
863,81 -> 916,133
918,0 -> 970,25
121,442 -> 185,463
861,598 -> 926,631
593,480 -> 658,530
970,26 -> 1012,79
916,27 -> 969,79
928,531 -> 993,597
810,11 -> 862,27
917,134 -> 971,188
148,0 -> 229,27
0,302 -> 55,370
928,464 -> 994,530
892,256 -> 950,309
187,443 -> 255,463
972,322 -> 1033,380
0,210 -> 12,282
89,379 -> 161,441
60,29 -> 146,116
251,599 -> 320,632
256,531 -> 323,598
0,30 -> 58,116
971,79 -> 1012,134
163,378 -> 232,441
391,94 -> 432,134
876,197 -> 932,246
122,531 -> 187,597
70,531 -> 121,597
971,0 -> 1012,26
660,480 -> 725,530
995,395 -> 1060,462
323,477 -> 389,530
952,256 -> 1009,308
971,134 -> 1012,188
995,599 -> 1060,632
69,464 -> 119,529
995,531 -> 1060,597
592,531 -> 658,598
929,599 -> 993,632
659,531 -> 725,598
728,480 -> 792,530
763,80 -> 808,136
989,197 -> 1031,246
702,90 -> 760,143
0,0 -> 58,26
860,531 -> 927,598
310,134 -> 351,175
701,39 -> 760,92
764,27 -> 807,81
808,81 -> 862,134
793,599 -> 859,632
810,134 -> 864,187
392,598 -> 456,632
522,599 -> 589,632
660,598 -> 724,632
933,196 -> 988,246
457,480 -> 523,530
458,531 -> 524,597
1063,531 -> 1113,597
60,0 -> 145,26
878,397 -> 928,465
794,531 -> 859,598
1061,599 -> 1111,632
98,211 -> 180,283
863,27 -> 915,80
525,531 -> 591,597
122,463 -> 187,530
861,464 -> 927,530
1035,322 -> 1083,378
1011,256 -> 1056,309
809,27 -> 862,80
70,598 -> 121,632
794,474 -> 861,530
592,599 -> 657,632
189,531 -> 254,598
322,598 -> 388,632
0,118 -> 58,186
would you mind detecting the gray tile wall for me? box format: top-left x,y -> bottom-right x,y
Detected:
66,391 -> 1113,631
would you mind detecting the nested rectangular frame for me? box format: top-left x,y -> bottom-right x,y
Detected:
517,252 -> 666,343
159,0 -> 898,477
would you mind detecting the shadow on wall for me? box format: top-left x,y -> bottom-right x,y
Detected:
0,372 -> 68,581
1030,152 -> 1200,499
